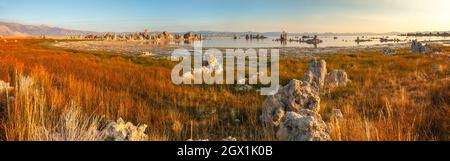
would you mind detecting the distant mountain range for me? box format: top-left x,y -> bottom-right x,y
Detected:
0,21 -> 95,36
1,21 -> 448,37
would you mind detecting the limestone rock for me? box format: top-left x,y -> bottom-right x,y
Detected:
184,32 -> 194,39
261,79 -> 320,126
140,51 -> 153,57
237,74 -> 246,84
207,55 -> 218,67
280,31 -> 288,41
276,111 -> 331,141
187,139 -> 209,141
222,136 -> 237,141
235,84 -> 253,91
325,70 -> 349,88
100,118 -> 148,141
305,59 -> 327,88
383,48 -> 397,55
159,31 -> 174,40
261,60 -> 335,141
187,137 -> 237,141
261,95 -> 286,126
412,40 -> 431,54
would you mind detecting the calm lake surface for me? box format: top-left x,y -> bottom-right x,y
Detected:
188,35 -> 450,48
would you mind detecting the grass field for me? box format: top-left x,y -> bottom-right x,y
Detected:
0,38 -> 448,141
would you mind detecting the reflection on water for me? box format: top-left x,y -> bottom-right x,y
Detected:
173,35 -> 450,48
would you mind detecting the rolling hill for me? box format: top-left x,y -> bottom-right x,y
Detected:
0,21 -> 94,36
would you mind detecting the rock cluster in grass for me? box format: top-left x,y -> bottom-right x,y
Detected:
277,110 -> 330,141
222,136 -> 238,141
187,138 -> 210,141
412,40 -> 431,54
261,79 -> 330,141
262,79 -> 321,126
262,59 -> 351,141
305,59 -> 327,88
187,136 -> 237,141
182,54 -> 224,82
383,48 -> 397,55
325,69 -> 350,88
100,118 -> 148,141
305,59 -> 349,90
139,51 -> 154,57
235,84 -> 253,91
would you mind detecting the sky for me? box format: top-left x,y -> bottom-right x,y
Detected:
0,0 -> 449,33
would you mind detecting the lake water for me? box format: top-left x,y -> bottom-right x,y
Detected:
188,35 -> 450,48
53,34 -> 450,57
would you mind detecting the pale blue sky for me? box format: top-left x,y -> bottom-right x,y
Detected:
0,0 -> 449,32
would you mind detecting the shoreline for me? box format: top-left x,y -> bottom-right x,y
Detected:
46,38 -> 450,57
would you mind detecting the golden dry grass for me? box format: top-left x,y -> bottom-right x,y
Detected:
0,39 -> 269,141
0,38 -> 448,141
1,72 -> 105,141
